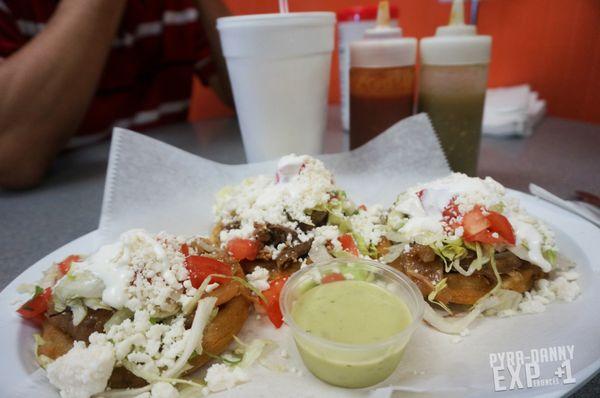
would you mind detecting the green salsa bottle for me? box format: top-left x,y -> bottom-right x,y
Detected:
418,0 -> 491,176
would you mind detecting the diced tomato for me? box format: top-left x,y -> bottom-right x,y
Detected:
261,276 -> 288,328
338,234 -> 359,256
462,206 -> 491,237
57,255 -> 81,275
185,256 -> 233,288
17,287 -> 52,325
322,273 -> 345,284
227,239 -> 259,261
416,189 -> 425,199
466,230 -> 501,244
486,211 -> 516,245
180,243 -> 190,257
358,204 -> 367,211
462,206 -> 516,245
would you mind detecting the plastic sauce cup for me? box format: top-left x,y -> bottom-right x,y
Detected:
280,258 -> 424,388
217,13 -> 335,163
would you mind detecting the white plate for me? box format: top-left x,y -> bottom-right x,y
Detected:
1,191 -> 599,398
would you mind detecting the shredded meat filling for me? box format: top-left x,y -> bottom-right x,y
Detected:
46,307 -> 113,342
252,223 -> 313,270
389,244 -> 545,306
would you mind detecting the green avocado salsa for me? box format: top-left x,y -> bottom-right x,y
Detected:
291,280 -> 413,388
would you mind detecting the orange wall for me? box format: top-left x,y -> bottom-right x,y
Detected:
189,0 -> 600,123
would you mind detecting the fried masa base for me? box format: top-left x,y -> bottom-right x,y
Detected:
38,295 -> 250,389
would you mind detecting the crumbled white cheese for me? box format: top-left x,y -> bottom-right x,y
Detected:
133,382 -> 179,398
89,311 -> 188,376
518,292 -> 548,314
68,229 -> 198,317
46,341 -> 115,398
214,155 -> 338,245
518,273 -> 581,314
491,263 -> 581,317
246,266 -> 270,291
150,382 -> 179,398
349,204 -> 387,246
203,363 -> 250,393
312,225 -> 341,247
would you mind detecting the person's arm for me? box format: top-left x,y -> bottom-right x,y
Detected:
0,0 -> 127,189
195,0 -> 234,108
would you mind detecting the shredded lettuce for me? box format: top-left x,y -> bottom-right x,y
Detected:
483,289 -> 523,316
92,385 -> 152,398
206,352 -> 242,366
70,300 -> 88,326
182,276 -> 214,315
52,270 -> 104,312
165,296 -> 217,378
34,334 -> 53,368
489,202 -> 505,213
104,309 -> 133,332
430,238 -> 468,273
16,283 -> 37,295
453,242 -> 489,276
427,278 -> 452,314
122,359 -> 159,383
351,232 -> 369,256
349,232 -> 378,258
471,245 -> 502,306
379,243 -> 405,263
331,250 -> 353,260
423,295 -> 500,335
83,297 -> 112,311
327,190 -> 357,216
327,212 -> 352,233
543,249 -> 557,265
232,337 -> 273,369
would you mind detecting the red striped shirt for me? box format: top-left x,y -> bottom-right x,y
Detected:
0,0 -> 213,137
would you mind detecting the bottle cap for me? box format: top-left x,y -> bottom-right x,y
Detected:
336,4 -> 398,23
420,0 -> 491,66
364,1 -> 403,38
350,1 -> 416,68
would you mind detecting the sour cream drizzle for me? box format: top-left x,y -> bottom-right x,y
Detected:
507,216 -> 552,272
75,230 -> 169,309
389,173 -> 556,272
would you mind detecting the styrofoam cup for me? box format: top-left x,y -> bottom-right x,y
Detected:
217,13 -> 335,162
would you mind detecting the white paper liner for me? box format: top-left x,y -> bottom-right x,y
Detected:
19,113 -> 593,398
97,114 -> 450,245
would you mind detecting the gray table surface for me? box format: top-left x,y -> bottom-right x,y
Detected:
1,106 -> 598,396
